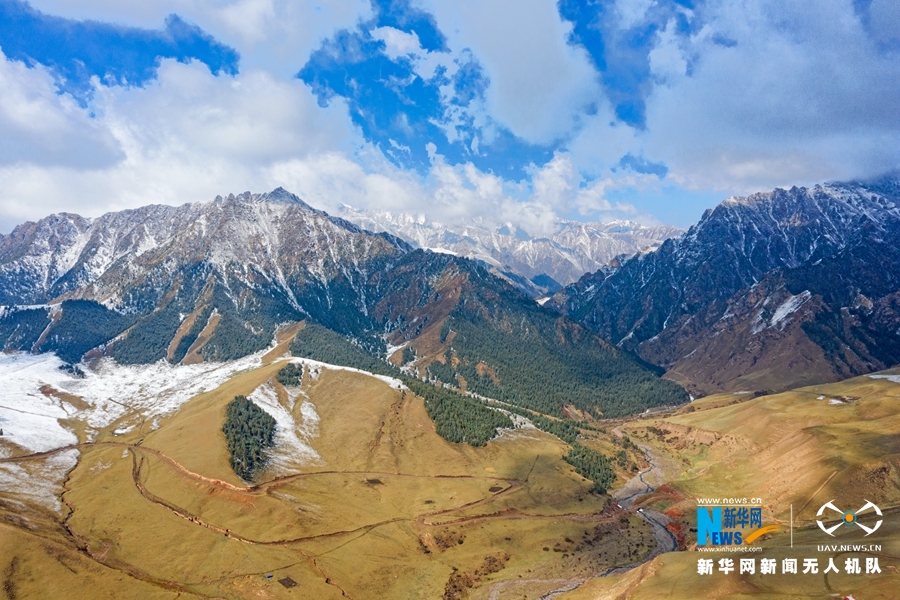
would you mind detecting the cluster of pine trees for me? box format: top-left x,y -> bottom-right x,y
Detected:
564,443 -> 617,494
290,324 -> 397,377
222,395 -> 276,481
428,308 -> 687,418
403,378 -> 512,446
0,300 -> 136,364
112,271 -> 296,364
290,324 -> 512,445
276,363 -> 304,386
0,307 -> 51,353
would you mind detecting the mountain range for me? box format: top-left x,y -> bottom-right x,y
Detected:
3,175 -> 899,407
548,176 -> 900,396
337,204 -> 682,291
0,188 -> 684,419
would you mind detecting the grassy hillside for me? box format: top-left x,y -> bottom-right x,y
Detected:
1,350 -> 652,599
556,370 -> 900,599
290,323 -> 513,445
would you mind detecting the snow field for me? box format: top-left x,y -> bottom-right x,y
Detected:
246,383 -> 322,473
0,449 -> 78,513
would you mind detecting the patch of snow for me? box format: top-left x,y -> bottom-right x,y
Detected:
297,398 -> 320,441
0,353 -> 79,453
770,291 -> 811,328
287,357 -> 405,391
0,448 -> 77,513
507,413 -> 535,429
384,340 -> 408,360
0,346 -> 269,454
426,247 -> 458,255
828,398 -> 845,405
247,383 -> 321,472
536,297 -> 551,306
750,309 -> 766,334
869,374 -> 900,384
65,349 -> 266,434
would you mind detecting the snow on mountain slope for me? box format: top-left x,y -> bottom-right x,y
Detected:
0,189 -> 413,365
0,189 -> 408,309
337,205 -> 681,285
550,175 -> 900,395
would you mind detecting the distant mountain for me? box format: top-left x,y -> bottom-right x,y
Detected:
337,205 -> 682,288
549,176 -> 900,395
0,188 -> 687,418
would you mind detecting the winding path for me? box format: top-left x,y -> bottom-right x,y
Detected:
2,440 -> 623,598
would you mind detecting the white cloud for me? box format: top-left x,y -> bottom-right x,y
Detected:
0,50 -> 122,168
6,0 -> 900,234
371,26 -> 423,59
643,0 -> 900,193
0,57 -> 359,229
616,0 -> 656,30
648,19 -> 687,81
25,0 -> 373,74
422,0 -> 603,145
0,52 -> 644,236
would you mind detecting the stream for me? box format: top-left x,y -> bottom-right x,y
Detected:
523,444 -> 679,600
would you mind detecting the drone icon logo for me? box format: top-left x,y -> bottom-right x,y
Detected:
816,500 -> 882,536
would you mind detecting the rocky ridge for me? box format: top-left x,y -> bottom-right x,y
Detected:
549,176 -> 900,395
337,205 -> 682,288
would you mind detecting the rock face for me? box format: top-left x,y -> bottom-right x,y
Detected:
549,176 -> 900,395
337,205 -> 682,288
0,189 -> 410,363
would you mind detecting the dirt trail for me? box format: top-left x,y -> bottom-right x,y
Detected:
5,438 -> 648,599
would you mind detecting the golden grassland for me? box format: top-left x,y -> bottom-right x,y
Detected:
0,348 -> 652,599
7,326 -> 900,600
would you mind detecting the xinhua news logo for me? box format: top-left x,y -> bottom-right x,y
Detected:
697,505 -> 778,546
816,500 -> 883,537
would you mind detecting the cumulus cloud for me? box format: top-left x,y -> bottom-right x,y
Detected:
423,0 -> 602,145
642,0 -> 900,192
0,50 -> 123,168
616,0 -> 656,30
26,0 -> 372,73
4,0 -> 900,235
0,52 -> 643,236
0,57 -> 358,229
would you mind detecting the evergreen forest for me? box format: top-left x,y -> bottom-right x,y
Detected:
222,395 -> 277,481
564,443 -> 617,494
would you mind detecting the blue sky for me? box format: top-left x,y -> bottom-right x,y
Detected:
0,0 -> 898,234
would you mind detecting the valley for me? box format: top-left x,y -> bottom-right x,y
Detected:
8,320 -> 898,599
1,179 -> 899,599
555,368 -> 900,599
